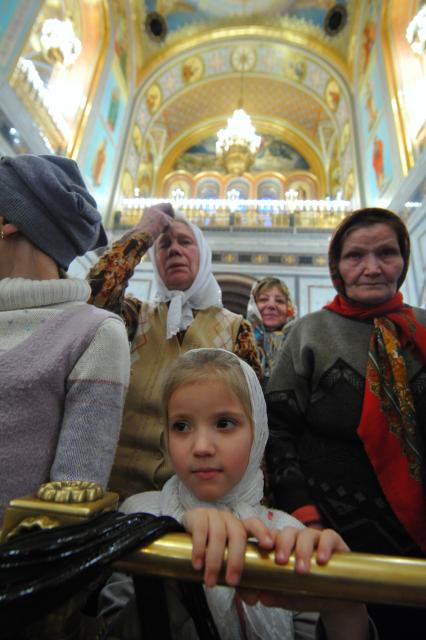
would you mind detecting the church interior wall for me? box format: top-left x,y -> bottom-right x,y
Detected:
1,0 -> 426,313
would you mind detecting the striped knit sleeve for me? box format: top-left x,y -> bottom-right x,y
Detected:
50,317 -> 130,489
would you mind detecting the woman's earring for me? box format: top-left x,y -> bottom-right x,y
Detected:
0,226 -> 4,240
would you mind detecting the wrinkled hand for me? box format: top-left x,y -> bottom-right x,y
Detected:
133,202 -> 174,241
182,509 -> 274,588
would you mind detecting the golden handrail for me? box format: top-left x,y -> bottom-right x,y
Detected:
114,532 -> 426,608
3,491 -> 425,608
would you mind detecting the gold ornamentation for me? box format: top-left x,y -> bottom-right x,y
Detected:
132,123 -> 143,154
37,481 -> 105,503
284,56 -> 307,82
121,169 -> 134,198
340,121 -> 350,155
0,224 -> 4,240
146,83 -> 162,114
5,515 -> 60,540
231,45 -> 256,72
325,78 -> 341,112
182,55 -> 204,84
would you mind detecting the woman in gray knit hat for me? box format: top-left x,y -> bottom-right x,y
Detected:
0,154 -> 130,522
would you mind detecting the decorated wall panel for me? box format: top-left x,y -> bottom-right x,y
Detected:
354,0 -> 397,205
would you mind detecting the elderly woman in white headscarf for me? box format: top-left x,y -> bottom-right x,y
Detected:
88,204 -> 261,500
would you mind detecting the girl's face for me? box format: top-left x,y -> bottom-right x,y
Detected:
167,379 -> 253,502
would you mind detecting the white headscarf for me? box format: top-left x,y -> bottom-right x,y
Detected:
149,217 -> 222,339
159,348 -> 268,521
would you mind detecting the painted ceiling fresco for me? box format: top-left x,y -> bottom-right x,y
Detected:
140,0 -> 354,62
116,0 -> 364,201
173,135 -> 310,174
145,0 -> 348,30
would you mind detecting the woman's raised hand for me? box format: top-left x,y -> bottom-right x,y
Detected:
133,202 -> 174,240
182,508 -> 274,588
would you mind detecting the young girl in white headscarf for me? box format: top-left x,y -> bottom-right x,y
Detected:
100,349 -> 371,640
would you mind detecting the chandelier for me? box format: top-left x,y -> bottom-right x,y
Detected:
216,53 -> 261,176
406,5 -> 426,55
40,18 -> 81,67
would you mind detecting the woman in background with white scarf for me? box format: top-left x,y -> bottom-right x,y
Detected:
88,205 -> 260,500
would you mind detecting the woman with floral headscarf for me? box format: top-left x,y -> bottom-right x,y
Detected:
88,204 -> 260,501
247,277 -> 296,388
265,208 -> 426,638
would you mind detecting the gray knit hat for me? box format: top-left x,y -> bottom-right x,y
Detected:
0,154 -> 107,269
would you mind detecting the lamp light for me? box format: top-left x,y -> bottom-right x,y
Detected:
40,18 -> 81,67
406,5 -> 426,55
216,52 -> 261,175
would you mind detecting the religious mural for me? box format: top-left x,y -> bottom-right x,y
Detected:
145,0 -> 348,33
111,0 -> 130,91
173,135 -> 309,175
359,0 -> 378,82
82,60 -> 127,211
182,55 -> 204,83
357,1 -> 393,204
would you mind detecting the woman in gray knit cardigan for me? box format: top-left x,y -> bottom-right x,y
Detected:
0,154 -> 130,522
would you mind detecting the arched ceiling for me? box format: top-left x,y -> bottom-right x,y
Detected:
122,1 -> 361,198
154,75 -> 331,184
134,1 -> 359,75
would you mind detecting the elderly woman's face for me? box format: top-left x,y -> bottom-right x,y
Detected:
155,221 -> 200,291
338,223 -> 404,305
256,285 -> 288,331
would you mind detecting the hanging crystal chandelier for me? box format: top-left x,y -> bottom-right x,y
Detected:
216,51 -> 261,176
216,108 -> 261,175
40,18 -> 81,67
406,5 -> 426,55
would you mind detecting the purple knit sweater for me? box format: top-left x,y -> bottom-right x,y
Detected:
1,304 -> 121,517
